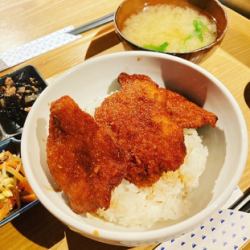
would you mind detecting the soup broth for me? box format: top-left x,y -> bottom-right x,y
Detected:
122,5 -> 217,53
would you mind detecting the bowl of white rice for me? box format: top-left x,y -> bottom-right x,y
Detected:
21,51 -> 247,246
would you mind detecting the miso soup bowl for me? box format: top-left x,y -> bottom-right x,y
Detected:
114,0 -> 228,63
21,51 -> 247,246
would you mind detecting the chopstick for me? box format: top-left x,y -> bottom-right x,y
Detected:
239,199 -> 250,213
69,12 -> 114,35
229,187 -> 250,212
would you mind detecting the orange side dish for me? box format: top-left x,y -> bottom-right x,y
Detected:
0,151 -> 36,220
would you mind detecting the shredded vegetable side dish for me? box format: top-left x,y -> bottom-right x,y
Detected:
0,151 -> 36,220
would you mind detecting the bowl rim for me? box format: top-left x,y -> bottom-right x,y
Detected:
21,51 -> 248,243
114,0 -> 228,55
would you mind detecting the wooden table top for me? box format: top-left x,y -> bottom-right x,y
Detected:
0,1 -> 249,249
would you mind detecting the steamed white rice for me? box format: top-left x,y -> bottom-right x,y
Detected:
93,129 -> 207,229
85,96 -> 208,229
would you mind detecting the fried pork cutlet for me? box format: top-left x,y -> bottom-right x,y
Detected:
118,73 -> 217,128
47,96 -> 125,213
95,73 -> 217,187
95,83 -> 186,187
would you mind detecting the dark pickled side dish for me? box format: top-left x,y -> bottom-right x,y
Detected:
0,66 -> 47,132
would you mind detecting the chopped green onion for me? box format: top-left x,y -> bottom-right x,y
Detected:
184,19 -> 208,44
193,19 -> 207,42
144,42 -> 169,52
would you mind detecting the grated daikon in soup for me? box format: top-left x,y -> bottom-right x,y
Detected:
122,5 -> 217,53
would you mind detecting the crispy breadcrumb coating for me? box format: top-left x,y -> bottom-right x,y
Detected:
47,96 -> 126,213
118,73 -> 217,128
95,73 -> 217,186
47,73 -> 217,210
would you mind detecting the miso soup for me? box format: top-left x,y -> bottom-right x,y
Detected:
122,5 -> 217,53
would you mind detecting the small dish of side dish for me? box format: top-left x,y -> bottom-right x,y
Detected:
21,52 -> 247,246
0,65 -> 46,226
0,65 -> 47,137
0,137 -> 38,226
114,0 -> 227,63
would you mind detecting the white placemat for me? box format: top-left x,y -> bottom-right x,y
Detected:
154,188 -> 250,250
0,26 -> 81,71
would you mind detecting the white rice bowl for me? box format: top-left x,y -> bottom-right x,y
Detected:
21,52 -> 248,246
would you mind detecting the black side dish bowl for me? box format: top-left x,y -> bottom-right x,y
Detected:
0,65 -> 47,138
